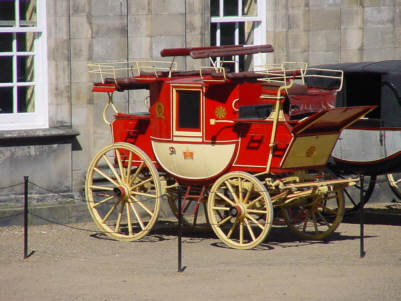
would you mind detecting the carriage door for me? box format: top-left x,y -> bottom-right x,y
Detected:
168,86 -> 207,179
173,86 -> 203,142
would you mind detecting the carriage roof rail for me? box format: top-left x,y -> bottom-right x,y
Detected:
160,44 -> 274,59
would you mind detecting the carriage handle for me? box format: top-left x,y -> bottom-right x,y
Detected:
264,80 -> 294,174
102,93 -> 119,126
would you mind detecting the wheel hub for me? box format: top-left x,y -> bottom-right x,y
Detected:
229,204 -> 245,219
114,185 -> 130,201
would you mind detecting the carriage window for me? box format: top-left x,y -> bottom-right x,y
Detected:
177,90 -> 201,130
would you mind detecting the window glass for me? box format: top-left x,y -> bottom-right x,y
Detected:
224,0 -> 238,16
0,87 -> 13,113
0,33 -> 13,51
178,91 -> 200,129
0,57 -> 13,82
18,86 -> 35,112
0,2 -> 15,26
17,32 -> 35,52
17,56 -> 34,82
211,0 -> 219,17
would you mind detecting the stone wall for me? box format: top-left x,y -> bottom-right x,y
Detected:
267,0 -> 401,65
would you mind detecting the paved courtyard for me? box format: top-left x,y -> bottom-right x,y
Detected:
1,217 -> 400,301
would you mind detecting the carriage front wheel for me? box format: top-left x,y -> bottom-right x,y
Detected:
85,142 -> 161,241
207,172 -> 273,249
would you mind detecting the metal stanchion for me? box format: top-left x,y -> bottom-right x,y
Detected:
177,185 -> 185,272
360,175 -> 366,258
24,176 -> 29,259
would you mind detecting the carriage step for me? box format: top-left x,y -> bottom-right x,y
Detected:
179,185 -> 207,215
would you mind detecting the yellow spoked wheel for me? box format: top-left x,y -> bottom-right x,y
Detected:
387,173 -> 401,200
85,143 -> 161,241
207,172 -> 273,249
167,188 -> 210,232
281,190 -> 344,240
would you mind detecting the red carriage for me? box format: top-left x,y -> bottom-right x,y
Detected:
86,45 -> 373,249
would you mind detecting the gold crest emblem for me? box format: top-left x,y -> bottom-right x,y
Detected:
215,106 -> 226,119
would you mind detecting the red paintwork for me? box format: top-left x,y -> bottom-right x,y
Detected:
93,45 -> 374,184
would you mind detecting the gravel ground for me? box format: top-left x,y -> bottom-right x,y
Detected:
1,220 -> 401,301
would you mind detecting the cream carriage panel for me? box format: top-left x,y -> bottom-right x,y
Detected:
152,141 -> 236,180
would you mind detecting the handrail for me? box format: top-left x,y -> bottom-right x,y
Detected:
88,60 -> 178,83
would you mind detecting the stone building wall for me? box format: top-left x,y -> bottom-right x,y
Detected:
267,0 -> 401,65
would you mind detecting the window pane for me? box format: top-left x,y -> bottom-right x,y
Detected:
20,0 -> 36,27
243,0 -> 257,17
0,33 -> 13,51
18,85 -> 34,112
178,91 -> 200,129
224,0 -> 238,16
17,32 -> 34,52
17,56 -> 34,82
0,87 -> 13,113
0,1 -> 15,27
0,56 -> 13,83
211,0 -> 219,17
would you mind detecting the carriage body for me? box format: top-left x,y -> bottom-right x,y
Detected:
108,66 -> 370,184
87,45 -> 373,249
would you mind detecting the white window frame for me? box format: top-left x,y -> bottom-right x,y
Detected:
0,0 -> 48,130
211,0 -> 266,72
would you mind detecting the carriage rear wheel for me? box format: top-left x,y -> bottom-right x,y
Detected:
207,172 -> 273,249
386,173 -> 401,200
85,143 -> 161,241
281,190 -> 344,240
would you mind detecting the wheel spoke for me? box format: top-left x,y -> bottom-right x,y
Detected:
239,222 -> 244,244
244,218 -> 256,241
245,213 -> 265,230
102,155 -> 122,183
129,161 -> 145,186
115,201 -> 125,233
132,191 -> 157,198
94,167 -> 119,187
90,185 -> 114,191
115,149 -> 125,183
212,206 -> 230,211
126,151 -> 133,183
243,183 -> 253,203
238,178 -> 243,203
126,201 -> 133,236
247,209 -> 268,214
129,200 -> 145,230
226,220 -> 238,239
215,191 -> 236,207
131,195 -> 154,217
311,211 -> 319,234
246,195 -> 263,209
102,199 -> 121,223
217,215 -> 232,227
131,177 -> 153,190
316,210 -> 330,227
93,195 -> 114,208
225,180 -> 239,203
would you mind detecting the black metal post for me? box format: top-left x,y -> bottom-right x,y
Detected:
177,185 -> 185,272
24,176 -> 29,259
360,175 -> 366,258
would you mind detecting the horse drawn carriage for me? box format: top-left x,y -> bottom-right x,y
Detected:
87,44 -> 373,249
